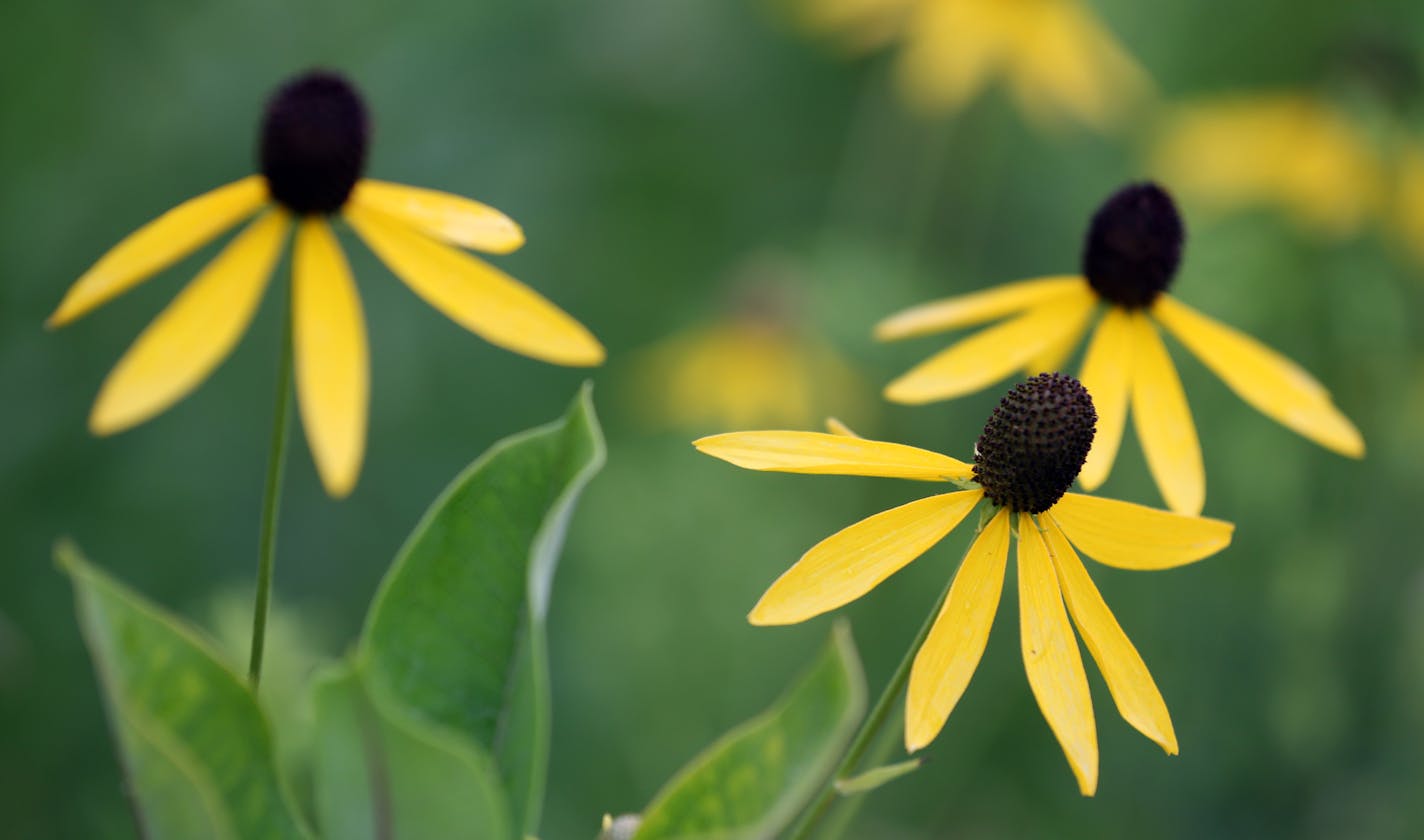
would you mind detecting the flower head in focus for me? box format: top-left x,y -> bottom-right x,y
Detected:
696,373 -> 1234,794
800,0 -> 1150,130
876,182 -> 1364,515
48,71 -> 604,497
629,254 -> 867,430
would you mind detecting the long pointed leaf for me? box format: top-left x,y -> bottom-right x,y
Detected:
60,542 -> 311,840
356,383 -> 605,835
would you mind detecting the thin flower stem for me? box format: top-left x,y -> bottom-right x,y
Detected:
248,299 -> 294,688
785,573 -> 956,840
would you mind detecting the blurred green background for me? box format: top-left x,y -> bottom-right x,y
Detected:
3,0 -> 1423,837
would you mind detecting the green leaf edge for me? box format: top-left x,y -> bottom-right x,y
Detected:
634,620 -> 868,840
832,757 -> 922,797
310,661 -> 518,840
57,539 -> 316,840
353,382 -> 606,834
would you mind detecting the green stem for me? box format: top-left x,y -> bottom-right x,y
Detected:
785,576 -> 954,840
248,303 -> 294,688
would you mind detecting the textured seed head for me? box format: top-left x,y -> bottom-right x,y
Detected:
973,373 -> 1096,514
259,71 -> 369,215
1082,182 -> 1185,309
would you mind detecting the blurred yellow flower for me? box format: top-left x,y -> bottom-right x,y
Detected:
48,71 -> 603,497
696,374 -> 1234,794
877,183 -> 1363,515
629,259 -> 866,430
1391,143 -> 1424,262
801,0 -> 1150,129
1152,94 -> 1383,236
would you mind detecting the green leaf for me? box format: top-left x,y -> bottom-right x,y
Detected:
356,383 -> 606,837
311,664 -> 514,840
59,541 -> 311,840
832,758 -> 922,796
633,621 -> 868,840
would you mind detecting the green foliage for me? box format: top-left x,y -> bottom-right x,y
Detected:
633,622 -> 868,840
314,382 -> 605,838
833,758 -> 923,796
310,664 -> 514,840
59,542 -> 311,840
63,385 -> 606,839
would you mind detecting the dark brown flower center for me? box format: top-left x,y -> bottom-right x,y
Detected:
259,71 -> 369,215
972,373 -> 1096,514
1081,182 -> 1185,309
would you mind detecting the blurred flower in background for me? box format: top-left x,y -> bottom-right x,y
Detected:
876,183 -> 1364,515
696,374 -> 1234,795
627,252 -> 869,430
46,71 -> 604,497
798,0 -> 1150,129
1151,94 -> 1384,237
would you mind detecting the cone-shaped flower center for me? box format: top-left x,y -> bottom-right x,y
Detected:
973,373 -> 1096,514
1081,182 -> 1184,309
259,71 -> 369,215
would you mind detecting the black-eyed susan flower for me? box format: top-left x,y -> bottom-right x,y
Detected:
800,0 -> 1149,130
48,71 -> 604,497
696,374 -> 1233,794
629,257 -> 867,429
876,183 -> 1364,515
1152,94 -> 1383,237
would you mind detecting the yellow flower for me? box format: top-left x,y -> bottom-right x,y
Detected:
629,261 -> 867,429
47,71 -> 604,497
696,374 -> 1234,794
877,183 -> 1363,515
801,0 -> 1150,129
1151,94 -> 1383,236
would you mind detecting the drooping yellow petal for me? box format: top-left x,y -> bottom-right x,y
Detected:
348,179 -> 525,254
874,276 -> 1085,341
89,210 -> 289,435
1050,493 -> 1233,571
1152,295 -> 1364,458
1018,517 -> 1098,796
1129,312 -> 1204,516
693,431 -> 973,481
1077,308 -> 1134,490
905,508 -> 1010,751
1042,517 -> 1177,755
49,176 -> 269,327
750,490 -> 983,626
884,289 -> 1097,405
293,218 -> 369,498
347,204 -> 604,366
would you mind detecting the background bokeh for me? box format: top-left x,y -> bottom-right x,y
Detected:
3,0 -> 1423,837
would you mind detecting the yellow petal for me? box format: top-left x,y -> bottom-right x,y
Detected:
905,508 -> 1010,751
749,490 -> 983,625
1023,320 -> 1082,375
824,417 -> 862,437
1077,308 -> 1134,490
346,204 -> 604,366
293,218 -> 369,498
1152,295 -> 1364,458
884,290 -> 1097,405
1050,493 -> 1233,571
348,179 -> 525,254
89,210 -> 289,435
1042,517 -> 1177,754
1130,312 -> 1205,516
49,176 -> 269,327
874,276 -> 1086,341
1018,516 -> 1097,796
693,431 -> 973,481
